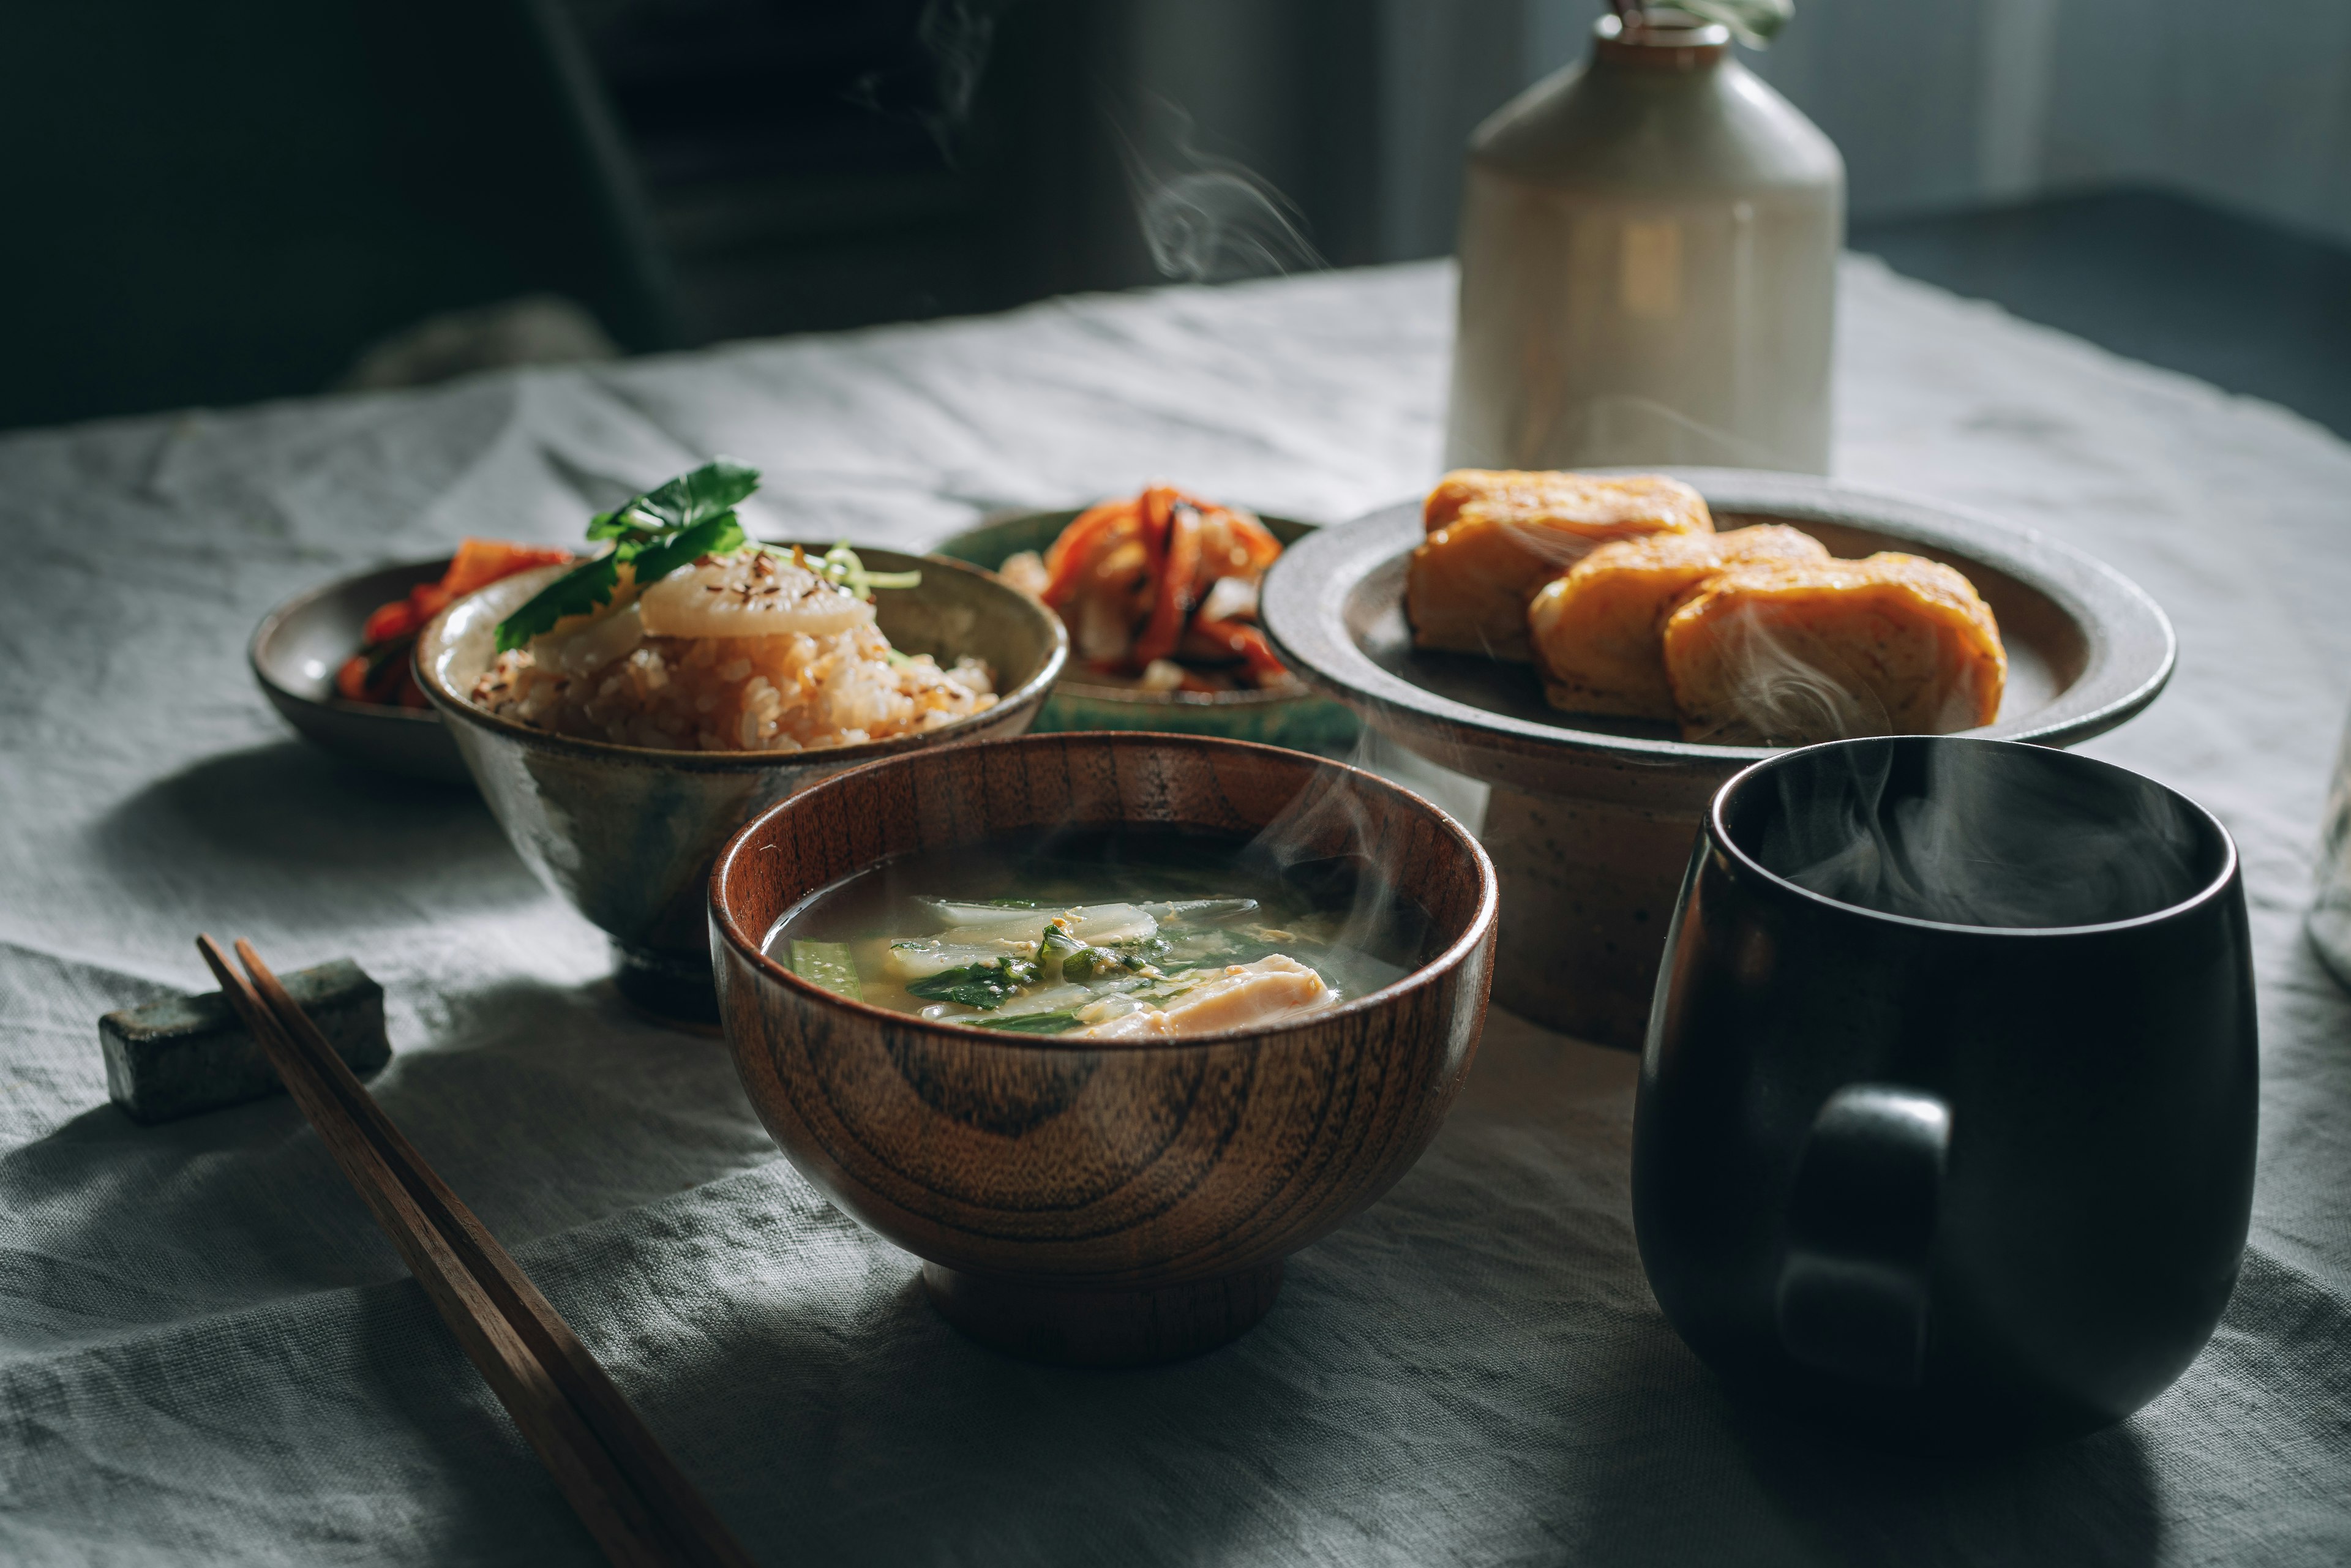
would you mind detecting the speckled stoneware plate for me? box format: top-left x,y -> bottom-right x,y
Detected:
250,557 -> 473,786
935,509 -> 1363,756
1259,467 -> 2177,1048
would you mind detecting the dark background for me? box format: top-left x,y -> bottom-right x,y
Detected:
1,0 -> 2344,438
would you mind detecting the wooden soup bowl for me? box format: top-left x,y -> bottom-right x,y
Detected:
708,733 -> 1499,1365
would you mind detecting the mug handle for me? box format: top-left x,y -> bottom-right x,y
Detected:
1774,1084 -> 1951,1390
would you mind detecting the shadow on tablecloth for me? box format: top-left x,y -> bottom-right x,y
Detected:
84,740 -> 538,924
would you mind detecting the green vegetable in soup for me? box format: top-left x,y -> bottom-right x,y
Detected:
1037,922 -> 1158,983
764,830 -> 1430,1039
971,1010 -> 1089,1035
906,956 -> 1041,1009
789,940 -> 863,1000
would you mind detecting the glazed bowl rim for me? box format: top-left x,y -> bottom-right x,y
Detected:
416,547 -> 1071,773
1708,733 -> 2241,937
250,553 -> 455,729
708,730 -> 1501,1051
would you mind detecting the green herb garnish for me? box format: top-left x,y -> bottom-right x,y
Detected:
495,458 -> 760,651
813,543 -> 921,598
743,541 -> 919,601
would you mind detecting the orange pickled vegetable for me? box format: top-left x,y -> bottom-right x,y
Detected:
442,538 -> 573,597
1045,500 -> 1130,577
361,600 -> 416,645
1043,499 -> 1138,608
1193,617 -> 1290,685
1133,500 -> 1201,666
344,540 -> 575,708
1035,484 -> 1289,688
407,581 -> 454,623
1217,509 -> 1283,574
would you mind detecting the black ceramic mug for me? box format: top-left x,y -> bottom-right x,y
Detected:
1633,735 -> 2256,1444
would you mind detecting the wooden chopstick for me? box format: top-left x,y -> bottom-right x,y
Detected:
228,939 -> 754,1568
197,936 -> 752,1568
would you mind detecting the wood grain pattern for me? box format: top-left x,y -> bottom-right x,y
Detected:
708,733 -> 1498,1365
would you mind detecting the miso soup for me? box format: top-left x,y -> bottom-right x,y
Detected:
764,828 -> 1435,1038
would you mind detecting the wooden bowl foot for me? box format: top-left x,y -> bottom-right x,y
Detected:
921,1260 -> 1285,1367
611,942 -> 720,1029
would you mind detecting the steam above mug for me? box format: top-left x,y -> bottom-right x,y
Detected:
1444,10 -> 1843,473
1633,736 -> 2257,1444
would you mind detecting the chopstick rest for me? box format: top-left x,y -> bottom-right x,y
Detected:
194,936 -> 752,1568
100,958 -> 388,1124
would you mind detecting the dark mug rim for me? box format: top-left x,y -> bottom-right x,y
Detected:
1709,735 -> 2239,939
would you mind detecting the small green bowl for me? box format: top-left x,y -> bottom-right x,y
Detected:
934,509 -> 1363,756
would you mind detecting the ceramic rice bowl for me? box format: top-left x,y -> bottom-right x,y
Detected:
419,548 -> 1067,1024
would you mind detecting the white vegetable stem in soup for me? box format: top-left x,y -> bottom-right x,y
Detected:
764,830 -> 1434,1038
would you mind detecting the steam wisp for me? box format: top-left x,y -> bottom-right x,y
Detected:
1239,763 -> 1434,982
1750,741 -> 2205,929
1682,606 -> 1890,746
1116,96 -> 1324,285
846,0 -> 999,161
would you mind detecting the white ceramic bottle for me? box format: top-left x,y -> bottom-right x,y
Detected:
1444,10 -> 1843,474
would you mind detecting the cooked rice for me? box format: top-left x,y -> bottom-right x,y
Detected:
472,622 -> 996,752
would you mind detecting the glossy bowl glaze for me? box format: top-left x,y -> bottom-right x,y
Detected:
1261,468 -> 2177,1047
936,509 -> 1363,754
708,732 -> 1498,1365
251,557 -> 471,786
418,547 -> 1067,1024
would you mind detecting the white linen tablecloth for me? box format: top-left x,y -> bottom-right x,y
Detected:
3,258 -> 2349,1566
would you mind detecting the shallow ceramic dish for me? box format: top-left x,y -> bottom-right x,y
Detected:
418,547 -> 1067,1024
936,509 -> 1363,755
1260,468 -> 2177,1048
250,557 -> 471,786
709,732 -> 1498,1366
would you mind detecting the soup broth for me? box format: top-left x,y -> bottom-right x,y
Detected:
765,828 -> 1434,1038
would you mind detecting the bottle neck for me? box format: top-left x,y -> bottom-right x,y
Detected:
1594,10 -> 1731,72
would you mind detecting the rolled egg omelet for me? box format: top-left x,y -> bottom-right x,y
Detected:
1407,471 -> 1713,662
1662,552 -> 2007,744
1527,525 -> 1828,721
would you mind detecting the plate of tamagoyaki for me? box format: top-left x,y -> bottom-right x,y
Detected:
1402,470 -> 2009,746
